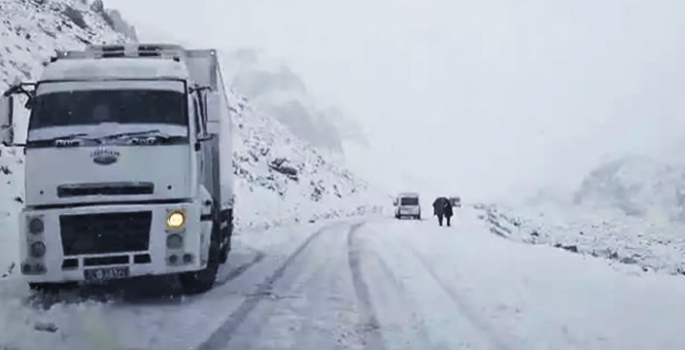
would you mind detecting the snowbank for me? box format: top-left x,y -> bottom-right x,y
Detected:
473,155 -> 685,276
475,202 -> 685,276
0,146 -> 22,280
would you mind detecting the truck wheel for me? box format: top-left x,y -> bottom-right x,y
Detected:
219,238 -> 230,264
218,210 -> 233,264
180,242 -> 220,295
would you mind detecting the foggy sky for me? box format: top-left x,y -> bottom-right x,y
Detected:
107,0 -> 685,201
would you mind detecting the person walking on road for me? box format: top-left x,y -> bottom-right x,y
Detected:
433,197 -> 450,227
443,199 -> 454,227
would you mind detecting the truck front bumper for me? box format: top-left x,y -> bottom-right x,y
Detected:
19,200 -> 211,283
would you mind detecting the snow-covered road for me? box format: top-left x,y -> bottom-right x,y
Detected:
3,208 -> 685,350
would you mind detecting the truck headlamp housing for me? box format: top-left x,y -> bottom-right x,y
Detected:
166,211 -> 185,229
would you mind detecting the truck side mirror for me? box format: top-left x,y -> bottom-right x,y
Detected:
0,94 -> 14,146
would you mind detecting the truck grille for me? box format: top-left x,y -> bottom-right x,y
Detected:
57,182 -> 154,197
59,211 -> 152,256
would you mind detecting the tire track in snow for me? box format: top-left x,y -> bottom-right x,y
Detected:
404,241 -> 514,350
368,246 -> 435,349
348,223 -> 387,350
194,222 -> 336,350
213,251 -> 266,288
360,222 -> 446,349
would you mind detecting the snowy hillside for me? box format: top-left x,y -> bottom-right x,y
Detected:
574,155 -> 685,222
230,90 -> 384,230
0,0 -> 384,280
0,0 -> 129,90
474,155 -> 685,276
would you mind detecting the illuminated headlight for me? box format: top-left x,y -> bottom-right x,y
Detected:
30,242 -> 46,258
167,234 -> 183,249
166,211 -> 185,229
28,217 -> 44,234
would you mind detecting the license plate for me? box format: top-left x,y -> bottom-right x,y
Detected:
84,266 -> 129,281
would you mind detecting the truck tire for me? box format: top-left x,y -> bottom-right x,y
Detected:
180,240 -> 220,295
219,241 -> 230,264
218,210 -> 233,264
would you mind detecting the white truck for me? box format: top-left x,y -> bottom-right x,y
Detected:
0,44 -> 234,294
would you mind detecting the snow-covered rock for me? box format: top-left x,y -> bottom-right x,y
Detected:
0,0 -> 384,280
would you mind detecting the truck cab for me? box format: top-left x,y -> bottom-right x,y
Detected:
0,44 -> 234,294
393,192 -> 421,220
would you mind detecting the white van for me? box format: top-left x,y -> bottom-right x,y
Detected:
394,192 -> 421,220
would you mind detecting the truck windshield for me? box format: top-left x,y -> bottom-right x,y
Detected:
28,89 -> 187,130
401,197 -> 419,205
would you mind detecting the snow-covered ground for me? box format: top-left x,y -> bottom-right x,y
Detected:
391,209 -> 685,350
4,208 -> 685,349
3,1 -> 684,349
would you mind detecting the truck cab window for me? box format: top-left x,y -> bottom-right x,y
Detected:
29,89 -> 188,129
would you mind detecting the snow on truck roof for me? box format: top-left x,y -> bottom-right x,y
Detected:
40,57 -> 190,82
398,192 -> 419,197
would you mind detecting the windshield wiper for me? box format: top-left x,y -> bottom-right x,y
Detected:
35,133 -> 93,144
100,130 -> 171,140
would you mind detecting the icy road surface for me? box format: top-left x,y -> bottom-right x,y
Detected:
2,208 -> 685,349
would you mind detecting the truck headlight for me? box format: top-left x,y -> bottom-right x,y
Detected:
166,211 -> 185,229
28,217 -> 44,234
